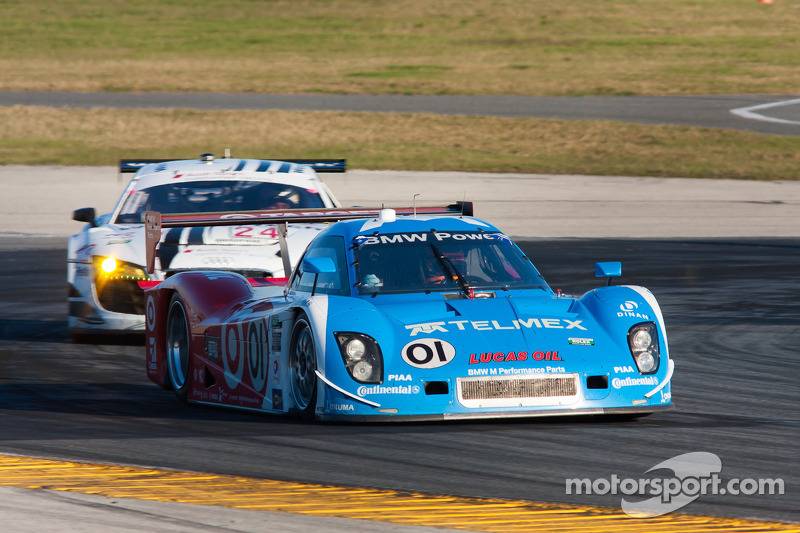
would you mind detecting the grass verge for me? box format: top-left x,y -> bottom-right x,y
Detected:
1,0 -> 798,95
1,107 -> 797,179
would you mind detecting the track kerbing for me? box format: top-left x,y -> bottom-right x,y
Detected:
0,454 -> 796,532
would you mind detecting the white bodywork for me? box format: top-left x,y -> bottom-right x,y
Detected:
67,158 -> 340,335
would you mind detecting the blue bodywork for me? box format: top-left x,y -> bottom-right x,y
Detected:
287,214 -> 674,421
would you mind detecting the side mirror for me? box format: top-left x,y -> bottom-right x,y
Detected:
302,256 -> 336,274
301,256 -> 336,296
595,261 -> 622,286
72,207 -> 97,227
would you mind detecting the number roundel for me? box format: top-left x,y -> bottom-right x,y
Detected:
222,322 -> 244,389
145,295 -> 156,331
401,339 -> 456,369
247,319 -> 268,393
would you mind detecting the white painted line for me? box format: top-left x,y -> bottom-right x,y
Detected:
730,98 -> 800,125
645,359 -> 674,399
315,370 -> 381,407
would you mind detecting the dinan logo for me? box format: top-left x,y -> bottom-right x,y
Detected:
618,300 -> 650,320
401,339 -> 456,369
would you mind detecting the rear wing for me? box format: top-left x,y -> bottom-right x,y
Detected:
144,202 -> 474,275
120,158 -> 347,174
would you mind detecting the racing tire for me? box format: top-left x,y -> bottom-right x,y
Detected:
69,330 -> 89,344
288,313 -> 318,421
601,412 -> 653,422
166,293 -> 193,402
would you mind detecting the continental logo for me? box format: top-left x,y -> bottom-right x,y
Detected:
611,376 -> 658,389
357,385 -> 421,397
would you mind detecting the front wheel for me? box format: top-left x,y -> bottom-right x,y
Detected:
166,293 -> 192,402
289,314 -> 317,420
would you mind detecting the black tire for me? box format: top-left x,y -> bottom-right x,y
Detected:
69,330 -> 88,344
602,412 -> 653,422
288,313 -> 317,420
166,293 -> 192,402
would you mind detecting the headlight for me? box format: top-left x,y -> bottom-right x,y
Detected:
345,338 -> 366,358
635,351 -> 657,373
627,322 -> 660,375
352,360 -> 374,381
101,257 -> 117,273
631,329 -> 651,351
93,256 -> 150,282
334,332 -> 383,384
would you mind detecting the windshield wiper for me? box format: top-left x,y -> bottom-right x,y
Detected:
430,243 -> 472,299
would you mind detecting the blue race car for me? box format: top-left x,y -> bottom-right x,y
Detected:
144,203 -> 674,421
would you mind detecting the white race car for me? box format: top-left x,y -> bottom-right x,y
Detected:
67,154 -> 342,338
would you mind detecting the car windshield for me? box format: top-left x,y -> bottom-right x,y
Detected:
114,180 -> 326,223
354,230 -> 548,295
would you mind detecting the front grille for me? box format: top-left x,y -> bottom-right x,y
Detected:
461,376 -> 576,400
165,269 -> 273,279
457,374 -> 579,408
230,270 -> 273,278
97,279 -> 145,315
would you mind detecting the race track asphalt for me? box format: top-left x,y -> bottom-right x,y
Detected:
0,167 -> 798,531
0,235 -> 798,530
1,91 -> 799,136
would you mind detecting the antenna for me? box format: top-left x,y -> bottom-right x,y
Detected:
413,194 -> 420,217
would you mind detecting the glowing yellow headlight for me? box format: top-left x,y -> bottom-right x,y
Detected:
101,257 -> 118,273
94,256 -> 149,281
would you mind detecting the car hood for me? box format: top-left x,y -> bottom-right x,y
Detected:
328,291 -> 626,374
157,224 -> 322,276
85,223 -> 322,278
378,293 -> 597,343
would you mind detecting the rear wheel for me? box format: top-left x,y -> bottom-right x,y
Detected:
289,314 -> 317,420
166,293 -> 192,402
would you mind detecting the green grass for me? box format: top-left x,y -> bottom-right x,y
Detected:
1,0 -> 799,95
1,107 -> 797,179
0,0 -> 798,177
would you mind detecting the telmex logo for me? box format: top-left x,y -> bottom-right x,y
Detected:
405,318 -> 586,336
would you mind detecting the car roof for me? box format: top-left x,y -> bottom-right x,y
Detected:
129,158 -> 323,190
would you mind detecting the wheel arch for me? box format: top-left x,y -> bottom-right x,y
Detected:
580,284 -> 670,358
144,283 -> 176,389
283,296 -> 331,419
145,271 -> 255,389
